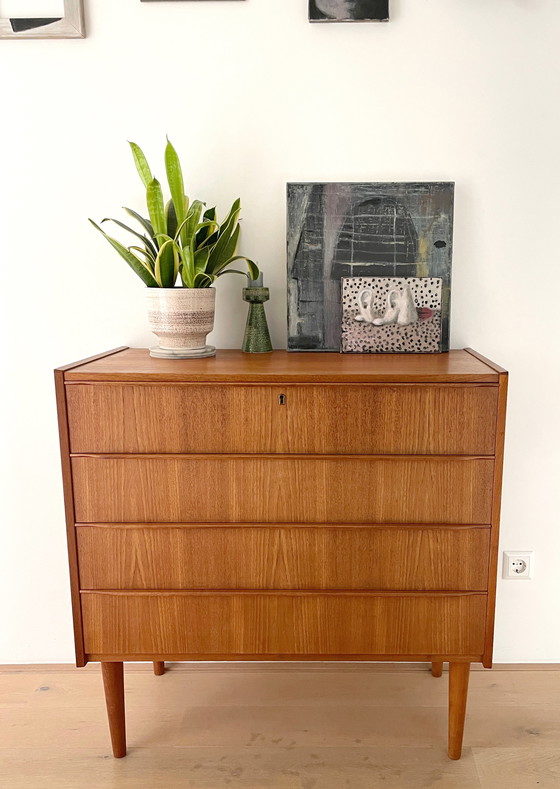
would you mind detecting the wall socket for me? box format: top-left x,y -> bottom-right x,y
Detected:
502,551 -> 534,580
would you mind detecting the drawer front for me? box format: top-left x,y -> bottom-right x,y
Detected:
66,384 -> 498,455
72,456 -> 495,524
82,592 -> 487,657
77,525 -> 491,591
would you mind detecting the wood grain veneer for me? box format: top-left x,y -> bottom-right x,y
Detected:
483,371 -> 509,667
54,369 -> 85,667
81,591 -> 487,658
55,347 -> 508,760
71,455 -> 495,524
54,348 -> 127,668
448,662 -> 471,759
64,348 -> 500,383
101,662 -> 126,758
76,524 -> 491,591
66,383 -> 498,455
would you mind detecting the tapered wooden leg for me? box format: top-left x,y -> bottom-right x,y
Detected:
448,662 -> 470,760
101,662 -> 126,758
431,661 -> 443,677
153,661 -> 165,676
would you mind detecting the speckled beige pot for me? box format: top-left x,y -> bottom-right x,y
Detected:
145,287 -> 215,354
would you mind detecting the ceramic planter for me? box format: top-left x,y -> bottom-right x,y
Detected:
146,288 -> 216,359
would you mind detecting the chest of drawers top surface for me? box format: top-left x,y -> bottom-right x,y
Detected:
62,347 -> 502,383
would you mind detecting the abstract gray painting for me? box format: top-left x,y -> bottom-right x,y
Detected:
287,182 -> 454,352
309,0 -> 389,22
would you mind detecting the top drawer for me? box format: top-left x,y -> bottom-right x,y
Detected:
65,383 -> 498,455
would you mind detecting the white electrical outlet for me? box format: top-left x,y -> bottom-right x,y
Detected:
502,551 -> 534,580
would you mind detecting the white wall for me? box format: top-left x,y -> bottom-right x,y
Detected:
1,0 -> 559,663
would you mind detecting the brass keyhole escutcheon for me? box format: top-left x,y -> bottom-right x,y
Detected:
278,394 -> 286,405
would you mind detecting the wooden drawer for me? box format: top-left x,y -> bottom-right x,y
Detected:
81,591 -> 487,658
65,383 -> 498,455
77,525 -> 491,591
71,456 -> 494,524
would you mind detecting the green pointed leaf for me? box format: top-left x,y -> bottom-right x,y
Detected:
216,269 -> 247,277
129,246 -> 156,270
207,220 -> 240,275
146,178 -> 167,239
177,219 -> 219,249
207,200 -> 241,268
128,141 -> 153,188
194,246 -> 210,273
193,271 -> 214,288
179,245 -> 195,287
165,200 -> 178,240
173,243 -> 180,283
244,258 -> 260,281
173,201 -> 206,247
179,199 -> 204,247
204,207 -> 217,222
89,219 -> 159,287
216,256 -> 260,280
174,213 -> 193,244
123,207 -> 154,237
101,217 -> 158,258
179,264 -> 193,288
196,207 -> 217,246
219,198 -> 241,235
164,139 -> 186,229
154,239 -> 178,288
153,233 -> 173,245
221,223 -> 240,265
199,229 -> 219,249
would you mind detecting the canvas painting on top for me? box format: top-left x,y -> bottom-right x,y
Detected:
287,182 -> 454,352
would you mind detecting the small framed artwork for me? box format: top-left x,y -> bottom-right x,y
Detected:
309,0 -> 389,23
342,277 -> 443,353
0,0 -> 84,38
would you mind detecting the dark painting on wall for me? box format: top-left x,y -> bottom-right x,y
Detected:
287,182 -> 454,352
309,0 -> 389,22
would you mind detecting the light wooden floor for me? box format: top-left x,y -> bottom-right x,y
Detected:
1,663 -> 559,788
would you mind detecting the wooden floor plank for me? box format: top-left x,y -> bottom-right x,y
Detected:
473,746 -> 560,789
0,668 -> 451,710
5,666 -> 557,711
0,665 -> 558,787
0,747 -> 481,789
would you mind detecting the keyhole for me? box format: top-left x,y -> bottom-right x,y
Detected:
278,394 -> 286,405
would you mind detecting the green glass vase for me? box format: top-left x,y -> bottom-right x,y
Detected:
242,287 -> 272,353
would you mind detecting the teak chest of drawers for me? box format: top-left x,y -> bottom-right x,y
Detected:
55,347 -> 508,760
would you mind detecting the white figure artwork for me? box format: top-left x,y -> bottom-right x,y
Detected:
341,276 -> 443,354
355,285 -> 418,327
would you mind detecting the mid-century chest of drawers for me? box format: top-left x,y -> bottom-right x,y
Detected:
55,347 -> 507,760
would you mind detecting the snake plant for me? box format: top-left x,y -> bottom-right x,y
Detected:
89,139 -> 259,288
